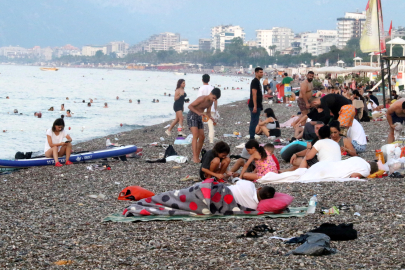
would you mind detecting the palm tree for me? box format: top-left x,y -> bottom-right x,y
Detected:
268,45 -> 277,56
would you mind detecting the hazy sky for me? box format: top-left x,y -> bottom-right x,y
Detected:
0,0 -> 403,48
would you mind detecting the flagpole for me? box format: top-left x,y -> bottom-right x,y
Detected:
376,0 -> 386,107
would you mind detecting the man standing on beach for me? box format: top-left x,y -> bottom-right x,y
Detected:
188,88 -> 221,163
248,67 -> 263,139
297,71 -> 314,117
197,74 -> 216,144
279,72 -> 293,104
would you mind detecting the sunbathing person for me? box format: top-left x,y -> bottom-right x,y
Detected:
240,140 -> 278,181
44,118 -> 73,167
255,108 -> 281,138
329,120 -> 357,157
199,141 -> 231,180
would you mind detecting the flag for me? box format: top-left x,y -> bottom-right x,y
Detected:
354,52 -> 356,57
389,20 -> 393,37
360,0 -> 386,53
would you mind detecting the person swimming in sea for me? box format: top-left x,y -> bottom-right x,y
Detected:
87,102 -> 91,107
104,102 -> 108,108
48,107 -> 54,111
129,99 -> 132,103
137,100 -> 140,104
61,104 -> 65,111
66,110 -> 72,117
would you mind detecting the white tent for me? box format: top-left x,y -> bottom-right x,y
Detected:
315,66 -> 346,74
345,65 -> 380,72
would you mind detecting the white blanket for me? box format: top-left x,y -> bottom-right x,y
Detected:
257,157 -> 370,184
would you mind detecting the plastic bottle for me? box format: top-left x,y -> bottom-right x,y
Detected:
375,149 -> 385,164
106,138 -> 112,147
306,195 -> 317,214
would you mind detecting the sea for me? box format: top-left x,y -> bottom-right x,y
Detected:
0,65 -> 251,159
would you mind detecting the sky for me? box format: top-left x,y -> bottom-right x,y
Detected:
0,0 -> 403,48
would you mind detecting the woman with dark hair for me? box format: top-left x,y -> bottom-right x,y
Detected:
199,141 -> 231,180
44,118 -> 73,167
166,79 -> 187,136
329,120 -> 357,157
255,108 -> 281,138
299,125 -> 341,169
240,140 -> 278,181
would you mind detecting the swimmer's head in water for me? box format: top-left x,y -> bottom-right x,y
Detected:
82,100 -> 85,103
14,109 -> 18,113
67,110 -> 71,113
87,102 -> 91,106
52,118 -> 65,132
104,103 -> 107,106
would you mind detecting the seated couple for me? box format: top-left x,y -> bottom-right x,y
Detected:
199,140 -> 279,182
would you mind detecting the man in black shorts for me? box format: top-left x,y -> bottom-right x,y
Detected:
188,88 -> 221,163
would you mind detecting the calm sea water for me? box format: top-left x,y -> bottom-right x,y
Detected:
0,65 -> 251,159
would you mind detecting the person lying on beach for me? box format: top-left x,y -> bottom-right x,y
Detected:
187,88 -> 221,163
66,110 -> 72,117
239,140 -> 278,181
44,118 -> 73,167
255,108 -> 281,138
199,141 -> 231,180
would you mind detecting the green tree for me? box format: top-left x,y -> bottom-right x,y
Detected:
95,50 -> 104,58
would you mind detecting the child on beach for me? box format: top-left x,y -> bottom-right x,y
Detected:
239,140 -> 278,181
199,141 -> 231,180
44,118 -> 73,167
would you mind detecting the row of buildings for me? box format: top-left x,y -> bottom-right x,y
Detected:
2,11 -> 405,61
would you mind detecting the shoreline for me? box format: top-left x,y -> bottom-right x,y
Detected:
1,98 -> 403,269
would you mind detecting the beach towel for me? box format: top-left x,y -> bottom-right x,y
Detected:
277,84 -> 284,99
104,207 -> 307,222
257,157 -> 370,184
280,116 -> 300,128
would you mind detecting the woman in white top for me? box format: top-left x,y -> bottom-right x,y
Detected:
300,125 -> 341,168
255,108 -> 281,138
44,118 -> 73,167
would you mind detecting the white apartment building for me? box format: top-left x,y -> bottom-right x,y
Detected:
256,27 -> 295,55
82,45 -> 107,56
0,46 -> 28,58
211,25 -> 245,51
131,32 -> 181,53
337,11 -> 366,48
106,41 -> 129,57
175,39 -> 198,53
301,30 -> 338,56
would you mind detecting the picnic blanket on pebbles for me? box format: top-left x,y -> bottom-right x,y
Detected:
104,179 -> 307,222
258,157 -> 370,184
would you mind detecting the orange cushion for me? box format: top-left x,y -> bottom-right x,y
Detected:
118,186 -> 155,201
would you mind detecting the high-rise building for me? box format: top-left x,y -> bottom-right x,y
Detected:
199,39 -> 211,51
301,30 -> 338,56
211,25 -> 245,51
255,27 -> 295,55
337,11 -> 366,48
130,32 -> 181,53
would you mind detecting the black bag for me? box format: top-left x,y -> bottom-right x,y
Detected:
164,145 -> 178,158
15,152 -> 25,159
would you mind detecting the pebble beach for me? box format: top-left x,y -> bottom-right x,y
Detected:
1,98 -> 405,269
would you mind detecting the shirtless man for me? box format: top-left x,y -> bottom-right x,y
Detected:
297,71 -> 314,115
292,71 -> 314,127
187,88 -> 221,162
386,98 -> 405,143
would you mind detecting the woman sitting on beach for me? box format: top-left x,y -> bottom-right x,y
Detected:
239,140 -> 278,181
44,118 -> 73,167
200,141 -> 231,180
166,79 -> 187,136
255,108 -> 281,138
329,121 -> 357,157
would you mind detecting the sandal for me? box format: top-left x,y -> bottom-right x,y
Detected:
55,162 -> 63,167
237,230 -> 263,238
252,224 -> 274,233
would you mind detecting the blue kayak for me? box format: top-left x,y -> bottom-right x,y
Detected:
0,145 -> 137,168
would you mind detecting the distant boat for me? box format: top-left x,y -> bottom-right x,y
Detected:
40,67 -> 59,71
173,72 -> 183,75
